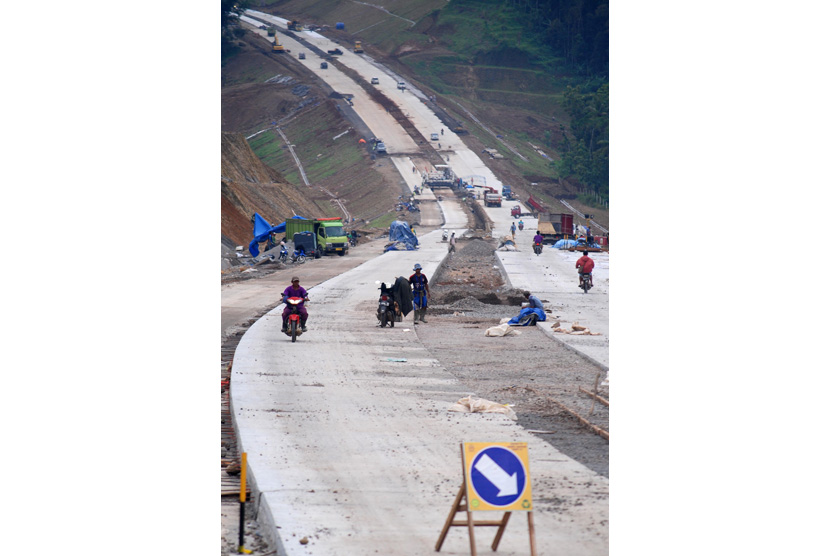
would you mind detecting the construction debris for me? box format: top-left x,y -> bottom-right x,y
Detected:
449,395 -> 517,420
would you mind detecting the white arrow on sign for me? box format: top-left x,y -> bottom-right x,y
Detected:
474,453 -> 518,496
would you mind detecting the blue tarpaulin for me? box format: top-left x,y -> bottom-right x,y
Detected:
507,308 -> 547,326
249,213 -> 307,257
552,239 -> 578,250
553,238 -> 601,250
384,220 -> 419,251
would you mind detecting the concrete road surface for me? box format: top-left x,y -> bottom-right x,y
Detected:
231,230 -> 608,556
229,12 -> 610,555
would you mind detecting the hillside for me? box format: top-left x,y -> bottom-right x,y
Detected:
221,132 -> 321,250
221,0 -> 609,264
221,29 -> 415,261
238,0 -> 609,219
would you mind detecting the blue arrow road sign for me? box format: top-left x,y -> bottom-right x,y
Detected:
469,446 -> 527,507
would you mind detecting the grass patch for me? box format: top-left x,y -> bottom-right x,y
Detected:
369,211 -> 398,229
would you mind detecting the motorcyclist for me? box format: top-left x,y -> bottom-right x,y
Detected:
575,250 -> 595,289
533,231 -> 544,252
281,276 -> 310,332
518,219 -> 524,231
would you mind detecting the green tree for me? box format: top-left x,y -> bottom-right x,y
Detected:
557,82 -> 608,201
222,0 -> 250,53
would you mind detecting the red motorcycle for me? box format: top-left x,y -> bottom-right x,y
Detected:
283,297 -> 306,342
533,242 -> 542,256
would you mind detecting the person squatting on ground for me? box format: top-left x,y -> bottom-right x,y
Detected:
281,276 -> 310,332
523,291 -> 544,311
576,250 -> 595,289
448,232 -> 456,255
409,263 -> 430,324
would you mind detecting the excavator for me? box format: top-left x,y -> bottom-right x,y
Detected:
354,41 -> 364,53
272,36 -> 288,53
287,20 -> 302,31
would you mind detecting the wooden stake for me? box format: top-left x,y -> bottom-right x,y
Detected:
554,400 -> 609,441
579,386 -> 609,407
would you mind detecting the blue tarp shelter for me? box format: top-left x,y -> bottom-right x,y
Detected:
248,213 -> 307,257
384,221 -> 419,251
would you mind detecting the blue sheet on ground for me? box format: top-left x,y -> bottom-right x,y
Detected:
384,221 -> 419,251
507,308 -> 547,326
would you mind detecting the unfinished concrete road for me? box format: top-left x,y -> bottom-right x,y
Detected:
227,12 -> 610,555
231,230 -> 608,556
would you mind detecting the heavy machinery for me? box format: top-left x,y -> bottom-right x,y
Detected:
287,20 -> 302,31
422,165 -> 457,189
272,36 -> 288,53
354,41 -> 364,53
537,213 -> 575,244
483,187 -> 502,207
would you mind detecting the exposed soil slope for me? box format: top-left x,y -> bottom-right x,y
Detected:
221,132 -> 321,248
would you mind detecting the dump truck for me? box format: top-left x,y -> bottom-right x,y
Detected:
483,187 -> 502,207
484,193 -> 502,207
422,165 -> 456,189
285,217 -> 350,255
502,184 -> 517,200
354,41 -> 364,53
536,213 -> 575,244
510,204 -> 534,218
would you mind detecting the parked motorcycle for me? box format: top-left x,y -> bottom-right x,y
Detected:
283,297 -> 306,342
442,230 -> 448,242
292,248 -> 307,264
533,242 -> 542,256
377,289 -> 396,328
277,246 -> 288,263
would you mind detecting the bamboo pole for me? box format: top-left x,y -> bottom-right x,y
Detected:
554,400 -> 609,441
579,387 -> 610,407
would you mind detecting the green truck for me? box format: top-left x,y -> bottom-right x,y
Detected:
285,217 -> 350,256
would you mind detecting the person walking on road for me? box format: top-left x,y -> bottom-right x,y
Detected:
448,232 -> 456,255
409,263 -> 430,324
510,221 -> 517,240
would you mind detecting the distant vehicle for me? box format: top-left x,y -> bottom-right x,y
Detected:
397,82 -> 406,90
287,20 -> 302,31
354,41 -> 364,53
298,52 -> 305,60
320,62 -> 328,69
376,142 -> 387,154
327,48 -> 343,55
430,133 -> 439,141
371,77 -> 379,85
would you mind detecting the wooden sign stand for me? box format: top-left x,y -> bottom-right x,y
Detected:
435,445 -> 537,555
